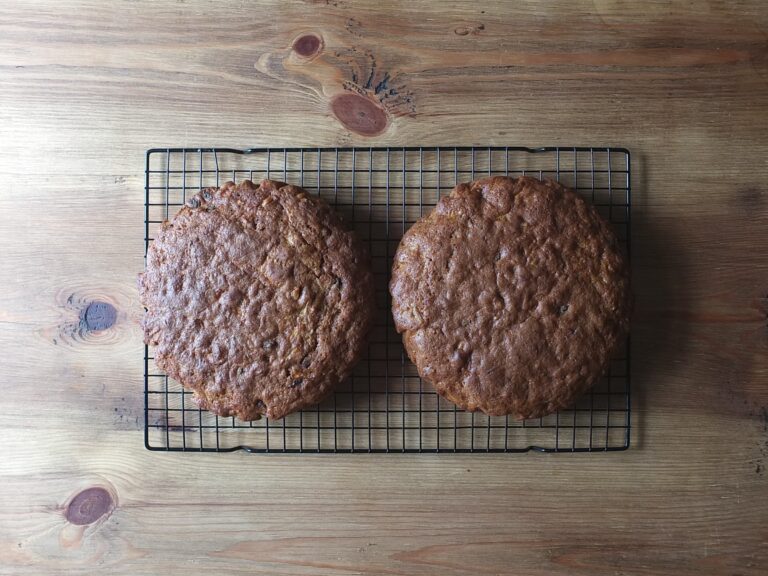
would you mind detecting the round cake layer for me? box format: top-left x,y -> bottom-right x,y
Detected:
390,176 -> 631,419
139,179 -> 375,420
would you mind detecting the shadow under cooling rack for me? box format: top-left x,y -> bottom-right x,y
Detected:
144,146 -> 631,453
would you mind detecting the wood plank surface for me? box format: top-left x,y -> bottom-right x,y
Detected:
1,1 -> 767,574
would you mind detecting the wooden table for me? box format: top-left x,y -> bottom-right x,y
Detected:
2,1 -> 767,574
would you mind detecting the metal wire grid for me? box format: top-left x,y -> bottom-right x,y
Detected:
144,146 -> 631,453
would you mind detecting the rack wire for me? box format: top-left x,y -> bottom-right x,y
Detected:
144,147 -> 631,453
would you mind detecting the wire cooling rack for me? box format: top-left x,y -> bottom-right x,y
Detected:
144,147 -> 631,453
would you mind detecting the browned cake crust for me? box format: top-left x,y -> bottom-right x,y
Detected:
390,176 -> 631,419
139,179 -> 374,421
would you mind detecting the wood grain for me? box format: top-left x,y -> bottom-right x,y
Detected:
1,1 -> 767,574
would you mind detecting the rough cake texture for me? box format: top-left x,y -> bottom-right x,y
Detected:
139,179 -> 375,421
390,176 -> 631,419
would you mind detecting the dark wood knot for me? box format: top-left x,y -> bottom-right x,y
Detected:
292,34 -> 323,58
81,301 -> 117,331
331,93 -> 388,137
66,487 -> 114,525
